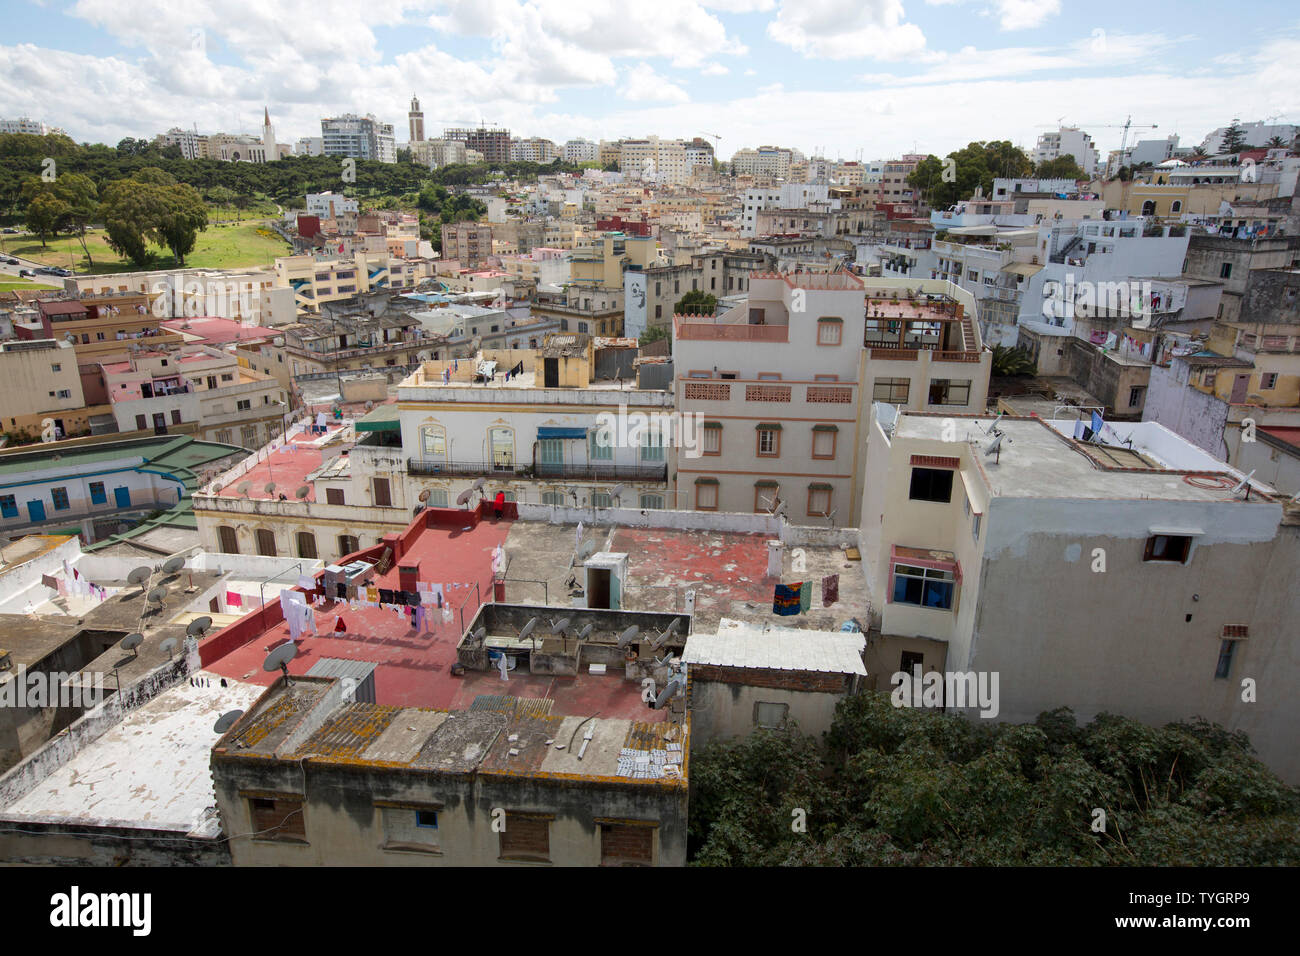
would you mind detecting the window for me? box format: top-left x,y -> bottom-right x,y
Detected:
695,480 -> 718,511
89,482 -> 106,505
51,487 -> 70,511
542,491 -> 566,506
217,525 -> 239,553
379,805 -> 441,853
0,495 -> 16,519
420,425 -> 446,459
812,426 -> 836,459
1128,386 -> 1146,408
639,493 -> 664,509
757,372 -> 782,381
892,563 -> 956,609
499,812 -> 551,863
873,378 -> 910,403
588,428 -> 613,461
216,429 -> 232,444
171,409 -> 182,424
296,532 -> 317,559
754,482 -> 779,513
599,822 -> 655,866
754,701 -> 789,729
1262,373 -> 1278,389
900,650 -> 924,676
1144,534 -> 1192,564
51,363 -> 61,372
489,427 -> 514,470
971,513 -> 982,542
817,318 -> 843,345
325,487 -> 345,506
928,379 -> 971,406
372,477 -> 392,507
237,399 -> 252,411
909,467 -> 953,503
338,534 -> 360,556
135,414 -> 147,430
255,528 -> 277,557
1215,639 -> 1239,679
807,484 -> 832,517
539,438 -> 564,472
249,795 -> 306,843
1220,262 -> 1232,279
641,428 -> 665,462
57,389 -> 72,399
756,425 -> 780,457
591,492 -> 613,508
221,373 -> 234,382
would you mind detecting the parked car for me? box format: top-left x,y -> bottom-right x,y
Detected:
19,269 -> 34,277
2,257 -> 18,265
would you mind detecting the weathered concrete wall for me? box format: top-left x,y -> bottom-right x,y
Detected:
1143,359 -> 1229,457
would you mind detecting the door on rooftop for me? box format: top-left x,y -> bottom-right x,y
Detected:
543,357 -> 559,388
372,477 -> 392,507
1230,374 -> 1250,404
588,567 -> 611,610
26,499 -> 46,523
153,412 -> 167,435
114,486 -> 131,508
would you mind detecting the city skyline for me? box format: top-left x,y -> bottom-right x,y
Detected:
1,0 -> 1296,160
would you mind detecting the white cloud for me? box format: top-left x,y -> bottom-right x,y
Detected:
766,0 -> 927,60
699,0 -> 775,10
701,62 -> 730,75
993,0 -> 1061,31
622,63 -> 690,103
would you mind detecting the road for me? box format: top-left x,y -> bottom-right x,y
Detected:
0,231 -> 70,286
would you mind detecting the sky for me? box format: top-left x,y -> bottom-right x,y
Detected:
1,0 -> 1298,161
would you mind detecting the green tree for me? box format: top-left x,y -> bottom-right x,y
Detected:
25,190 -> 68,247
639,325 -> 671,346
674,289 -> 716,316
908,141 -> 1032,209
1035,154 -> 1087,180
153,183 -> 208,265
54,173 -> 100,267
990,344 -> 1036,376
1221,121 -> 1247,154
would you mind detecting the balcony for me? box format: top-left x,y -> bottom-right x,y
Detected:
674,320 -> 788,343
407,458 -> 667,482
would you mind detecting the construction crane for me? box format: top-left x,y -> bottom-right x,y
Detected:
1037,116 -> 1157,174
699,131 -> 722,164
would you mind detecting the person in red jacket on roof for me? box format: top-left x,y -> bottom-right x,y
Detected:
494,491 -> 505,520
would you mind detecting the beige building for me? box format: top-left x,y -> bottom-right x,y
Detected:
0,339 -> 96,438
859,407 -> 1300,783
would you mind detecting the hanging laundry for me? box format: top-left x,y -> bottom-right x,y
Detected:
41,574 -> 59,591
379,588 -> 395,605
226,591 -> 243,607
773,583 -> 801,616
297,575 -> 315,591
822,574 -> 839,607
334,617 -> 347,633
799,581 -> 812,614
366,586 -> 380,605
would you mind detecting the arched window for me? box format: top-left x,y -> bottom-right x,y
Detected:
420,424 -> 446,461
296,532 -> 317,559
255,528 -> 277,556
338,534 -> 360,556
1141,200 -> 1156,216
1170,200 -> 1182,214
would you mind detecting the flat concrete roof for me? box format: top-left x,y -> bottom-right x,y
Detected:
894,413 -> 1277,502
3,675 -> 266,833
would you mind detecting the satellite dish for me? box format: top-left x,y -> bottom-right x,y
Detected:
263,641 -> 298,678
127,566 -> 152,585
471,477 -> 486,491
186,615 -> 213,637
617,625 -> 640,648
263,482 -> 276,495
159,637 -> 179,657
984,434 -> 1004,458
456,488 -> 474,507
576,623 -> 593,641
773,500 -> 787,518
826,508 -> 838,527
160,555 -> 185,574
236,481 -> 252,497
518,618 -> 538,643
610,483 -> 625,502
213,709 -> 244,734
471,626 -> 487,644
121,632 -> 144,652
653,675 -> 684,709
552,617 -> 571,635
295,485 -> 310,499
1231,470 -> 1256,496
146,586 -> 167,605
418,489 -> 431,502
273,336 -> 284,347
577,540 -> 596,562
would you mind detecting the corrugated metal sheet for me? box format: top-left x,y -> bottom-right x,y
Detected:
307,658 -> 379,681
682,625 -> 866,676
469,694 -> 554,717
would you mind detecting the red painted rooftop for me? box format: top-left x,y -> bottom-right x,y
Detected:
217,423 -> 347,501
162,317 -> 279,345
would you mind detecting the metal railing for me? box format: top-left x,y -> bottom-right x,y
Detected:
407,457 -> 667,481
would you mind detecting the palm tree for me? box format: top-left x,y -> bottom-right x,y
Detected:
990,345 -> 1036,377
1266,136 -> 1286,149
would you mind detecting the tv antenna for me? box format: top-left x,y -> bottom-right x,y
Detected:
825,508 -> 838,528
1230,470 -> 1256,500
127,566 -> 152,593
985,432 -> 1007,463
456,488 -> 475,508
517,617 -> 538,647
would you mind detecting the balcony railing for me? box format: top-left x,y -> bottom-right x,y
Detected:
675,321 -> 788,343
407,458 -> 667,482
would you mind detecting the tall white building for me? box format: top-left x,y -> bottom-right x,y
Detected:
1200,121 -> 1299,154
0,117 -> 55,136
321,113 -> 397,163
156,127 -> 206,160
740,183 -> 835,237
731,146 -> 793,180
619,137 -> 690,184
295,137 -> 324,156
564,139 -> 599,164
1032,127 -> 1100,176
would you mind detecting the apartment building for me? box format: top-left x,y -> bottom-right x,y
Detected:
248,309 -> 430,388
410,138 -> 468,168
295,136 -> 324,156
564,138 -> 600,164
321,114 -> 397,163
18,293 -> 183,361
860,407 -> 1300,783
64,268 -> 292,328
875,156 -> 927,217
155,127 -> 207,160
511,137 -> 560,164
673,272 -> 867,522
731,146 -> 793,180
274,250 -> 409,312
1182,235 -> 1300,324
441,223 -> 493,268
619,138 -> 690,185
305,192 -> 359,218
1032,126 -> 1100,176
0,339 -> 96,437
443,127 -> 511,165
